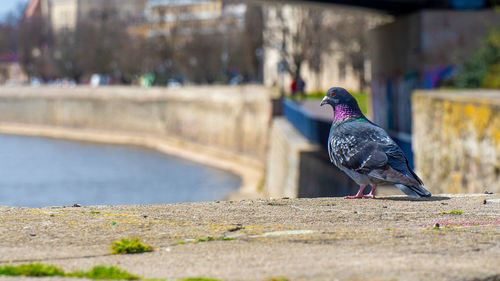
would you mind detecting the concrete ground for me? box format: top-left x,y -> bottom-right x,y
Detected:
0,193 -> 499,281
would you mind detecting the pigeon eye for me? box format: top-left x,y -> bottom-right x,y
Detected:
330,92 -> 336,97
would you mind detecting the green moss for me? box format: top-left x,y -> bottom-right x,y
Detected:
0,263 -> 65,277
69,266 -> 140,280
176,236 -> 234,245
219,237 -> 234,241
440,210 -> 463,215
178,278 -> 224,281
197,237 -> 215,242
0,264 -> 139,280
267,201 -> 286,206
111,238 -> 153,254
89,211 -> 101,214
384,228 -> 393,231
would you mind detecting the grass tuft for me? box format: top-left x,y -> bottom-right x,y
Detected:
197,237 -> 215,242
69,266 -> 140,280
178,277 -> 222,281
426,223 -> 441,230
0,263 -> 65,277
111,238 -> 152,254
440,210 -> 463,215
0,264 -> 139,280
219,237 -> 234,241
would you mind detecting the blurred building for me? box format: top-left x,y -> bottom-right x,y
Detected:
145,0 -> 246,37
24,0 -> 147,33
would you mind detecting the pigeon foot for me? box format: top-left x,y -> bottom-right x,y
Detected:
344,185 -> 366,199
344,185 -> 376,199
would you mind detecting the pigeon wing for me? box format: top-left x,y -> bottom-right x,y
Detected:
330,121 -> 422,184
328,122 -> 389,173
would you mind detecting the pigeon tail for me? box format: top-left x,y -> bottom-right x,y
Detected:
395,184 -> 432,198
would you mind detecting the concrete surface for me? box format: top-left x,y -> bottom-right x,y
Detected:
1,194 -> 499,281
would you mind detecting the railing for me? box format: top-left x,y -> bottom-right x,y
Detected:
282,99 -> 331,148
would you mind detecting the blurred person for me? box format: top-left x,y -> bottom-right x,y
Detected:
290,79 -> 297,99
298,78 -> 306,98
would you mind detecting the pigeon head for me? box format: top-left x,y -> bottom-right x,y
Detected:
320,87 -> 364,122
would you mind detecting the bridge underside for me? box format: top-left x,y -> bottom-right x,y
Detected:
280,0 -> 488,15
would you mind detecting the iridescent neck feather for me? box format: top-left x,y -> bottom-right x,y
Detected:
333,104 -> 363,124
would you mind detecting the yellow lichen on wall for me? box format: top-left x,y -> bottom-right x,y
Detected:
464,102 -> 492,140
413,90 -> 500,194
442,100 -> 465,137
490,113 -> 500,147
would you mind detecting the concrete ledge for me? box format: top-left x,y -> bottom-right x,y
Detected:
0,194 -> 498,280
412,89 -> 500,194
0,86 -> 272,164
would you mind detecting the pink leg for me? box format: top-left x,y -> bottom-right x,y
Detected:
345,185 -> 366,199
363,184 -> 377,198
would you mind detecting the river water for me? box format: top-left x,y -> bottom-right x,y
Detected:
0,134 -> 241,207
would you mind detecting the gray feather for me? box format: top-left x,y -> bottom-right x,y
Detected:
395,184 -> 431,198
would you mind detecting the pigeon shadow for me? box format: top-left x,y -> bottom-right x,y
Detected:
375,196 -> 450,202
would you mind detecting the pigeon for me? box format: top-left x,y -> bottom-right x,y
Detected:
320,87 -> 431,199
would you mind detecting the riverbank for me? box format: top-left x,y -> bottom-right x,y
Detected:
0,194 -> 498,281
0,123 -> 263,200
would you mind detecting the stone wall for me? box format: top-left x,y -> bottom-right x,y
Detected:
0,86 -> 272,168
412,90 -> 500,194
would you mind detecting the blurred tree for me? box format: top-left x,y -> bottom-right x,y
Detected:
240,4 -> 264,82
0,14 -> 20,83
453,26 -> 500,88
333,13 -> 371,90
18,6 -> 57,79
265,5 -> 377,92
14,1 -> 264,85
265,5 -> 335,89
52,5 -> 138,82
0,14 -> 19,54
180,31 -> 224,84
146,35 -> 178,85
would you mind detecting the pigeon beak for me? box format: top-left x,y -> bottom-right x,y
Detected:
320,96 -> 329,106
